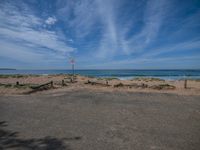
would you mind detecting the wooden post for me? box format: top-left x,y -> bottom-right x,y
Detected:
62,80 -> 64,86
16,81 -> 19,86
50,81 -> 53,88
184,79 -> 187,89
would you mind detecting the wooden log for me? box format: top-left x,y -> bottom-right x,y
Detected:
31,81 -> 53,90
114,83 -> 124,87
85,80 -> 110,86
114,83 -> 148,88
150,84 -> 175,90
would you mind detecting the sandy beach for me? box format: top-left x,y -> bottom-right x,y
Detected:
0,74 -> 199,95
0,74 -> 200,149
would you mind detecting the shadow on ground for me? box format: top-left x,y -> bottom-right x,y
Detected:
0,121 -> 81,150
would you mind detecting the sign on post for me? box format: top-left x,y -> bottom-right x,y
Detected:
69,58 -> 75,81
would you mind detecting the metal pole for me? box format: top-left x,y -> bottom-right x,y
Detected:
72,63 -> 74,81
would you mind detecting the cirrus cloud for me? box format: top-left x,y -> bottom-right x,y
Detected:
45,17 -> 57,25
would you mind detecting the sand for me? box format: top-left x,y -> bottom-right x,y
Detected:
0,74 -> 199,95
1,74 -> 200,149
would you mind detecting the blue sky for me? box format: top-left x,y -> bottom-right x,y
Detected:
0,0 -> 200,69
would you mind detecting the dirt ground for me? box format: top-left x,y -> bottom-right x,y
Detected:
0,89 -> 200,150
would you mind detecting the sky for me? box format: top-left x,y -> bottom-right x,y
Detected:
0,0 -> 200,69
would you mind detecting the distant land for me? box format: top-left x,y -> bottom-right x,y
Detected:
0,68 -> 16,70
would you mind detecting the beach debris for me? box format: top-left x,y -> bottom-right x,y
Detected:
60,80 -> 68,86
149,84 -> 175,90
114,83 -> 148,88
0,83 -> 12,88
24,81 -> 55,94
114,83 -> 175,90
85,80 -> 111,86
114,83 -> 124,87
0,82 -> 40,89
64,75 -> 77,83
30,81 -> 54,90
138,83 -> 148,88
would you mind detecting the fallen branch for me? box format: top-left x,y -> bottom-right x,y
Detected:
149,84 -> 176,90
114,83 -> 148,88
85,80 -> 111,86
30,81 -> 53,90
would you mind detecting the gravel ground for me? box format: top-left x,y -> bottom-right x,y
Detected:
0,90 -> 200,150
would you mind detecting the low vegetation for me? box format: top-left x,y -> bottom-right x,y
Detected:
85,80 -> 110,86
0,74 -> 40,78
131,77 -> 165,82
97,77 -> 119,80
0,83 -> 39,89
114,83 -> 148,88
150,84 -> 176,90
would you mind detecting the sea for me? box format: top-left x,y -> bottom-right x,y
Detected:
1,69 -> 200,80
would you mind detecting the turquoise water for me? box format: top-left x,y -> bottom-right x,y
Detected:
0,69 -> 200,80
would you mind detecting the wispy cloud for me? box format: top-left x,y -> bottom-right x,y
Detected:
56,0 -> 99,38
88,0 -> 169,58
0,1 -> 74,64
141,39 -> 200,59
45,17 -> 57,25
0,0 -> 199,69
95,0 -> 119,58
123,0 -> 169,54
87,39 -> 200,68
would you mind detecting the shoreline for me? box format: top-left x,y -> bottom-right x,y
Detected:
1,73 -> 200,80
1,69 -> 200,81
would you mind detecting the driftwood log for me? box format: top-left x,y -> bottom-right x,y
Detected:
85,80 -> 111,86
30,81 -> 53,90
114,83 -> 148,88
149,84 -> 175,90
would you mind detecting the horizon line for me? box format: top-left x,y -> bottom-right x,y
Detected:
1,68 -> 200,71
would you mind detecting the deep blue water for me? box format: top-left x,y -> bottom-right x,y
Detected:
0,69 -> 200,80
